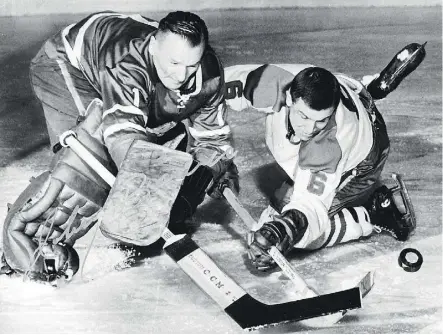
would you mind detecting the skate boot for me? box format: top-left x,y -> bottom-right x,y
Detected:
365,173 -> 416,241
364,42 -> 427,100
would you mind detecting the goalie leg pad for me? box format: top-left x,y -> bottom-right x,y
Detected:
2,172 -> 51,272
100,140 -> 193,246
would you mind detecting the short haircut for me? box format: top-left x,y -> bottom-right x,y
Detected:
290,67 -> 340,111
157,11 -> 208,48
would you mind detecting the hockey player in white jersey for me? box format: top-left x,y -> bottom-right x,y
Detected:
224,43 -> 424,270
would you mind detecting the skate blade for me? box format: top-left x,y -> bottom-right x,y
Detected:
390,173 -> 417,230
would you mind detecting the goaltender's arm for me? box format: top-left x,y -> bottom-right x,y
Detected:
99,43 -> 154,169
187,53 -> 235,169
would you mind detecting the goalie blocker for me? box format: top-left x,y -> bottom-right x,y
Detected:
99,134 -> 236,245
100,138 -> 194,245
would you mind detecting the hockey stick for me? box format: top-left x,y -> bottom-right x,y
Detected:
223,187 -> 375,327
59,131 -> 362,330
221,187 -> 317,297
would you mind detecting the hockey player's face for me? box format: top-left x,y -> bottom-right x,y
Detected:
151,32 -> 205,90
288,98 -> 334,141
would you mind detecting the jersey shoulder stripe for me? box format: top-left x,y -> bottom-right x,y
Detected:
243,64 -> 294,109
63,12 -> 157,70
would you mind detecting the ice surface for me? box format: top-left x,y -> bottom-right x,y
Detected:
0,6 -> 441,334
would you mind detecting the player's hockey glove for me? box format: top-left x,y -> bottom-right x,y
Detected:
2,100 -> 113,280
248,209 -> 308,271
207,160 -> 240,199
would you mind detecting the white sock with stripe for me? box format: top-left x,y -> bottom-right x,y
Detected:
324,207 -> 373,247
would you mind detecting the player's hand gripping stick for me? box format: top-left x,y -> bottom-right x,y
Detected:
222,186 -> 373,327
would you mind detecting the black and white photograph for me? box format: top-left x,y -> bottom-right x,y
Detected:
0,0 -> 441,333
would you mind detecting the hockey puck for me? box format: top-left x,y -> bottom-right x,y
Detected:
398,248 -> 423,272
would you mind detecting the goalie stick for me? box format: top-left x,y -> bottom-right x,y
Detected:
223,187 -> 375,327
161,229 -> 361,330
59,132 -> 362,330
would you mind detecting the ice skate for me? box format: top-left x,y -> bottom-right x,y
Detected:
366,173 -> 416,241
364,42 -> 427,100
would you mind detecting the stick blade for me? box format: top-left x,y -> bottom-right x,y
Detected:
298,271 -> 375,328
225,287 -> 362,330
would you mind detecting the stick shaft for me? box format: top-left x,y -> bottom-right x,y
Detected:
222,187 -> 314,295
61,132 -> 116,186
222,186 -> 257,228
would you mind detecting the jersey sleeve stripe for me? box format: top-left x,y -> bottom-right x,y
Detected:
216,103 -> 226,126
334,209 -> 348,244
103,122 -> 147,140
127,14 -> 159,27
102,104 -> 148,125
321,216 -> 337,248
188,125 -> 231,138
64,12 -> 157,69
61,23 -> 79,69
72,13 -> 125,65
56,59 -> 86,114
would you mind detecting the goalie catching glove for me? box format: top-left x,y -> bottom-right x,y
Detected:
2,99 -> 114,284
248,209 -> 308,271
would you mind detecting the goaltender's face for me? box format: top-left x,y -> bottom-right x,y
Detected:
288,97 -> 335,141
150,31 -> 205,91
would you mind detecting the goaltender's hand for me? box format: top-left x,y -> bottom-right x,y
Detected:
207,160 -> 240,199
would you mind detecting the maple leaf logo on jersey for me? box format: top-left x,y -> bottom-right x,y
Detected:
176,92 -> 191,109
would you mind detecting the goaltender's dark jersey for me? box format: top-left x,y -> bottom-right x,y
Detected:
44,12 -> 232,165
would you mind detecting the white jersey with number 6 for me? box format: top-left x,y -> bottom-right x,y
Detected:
224,64 -> 374,248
